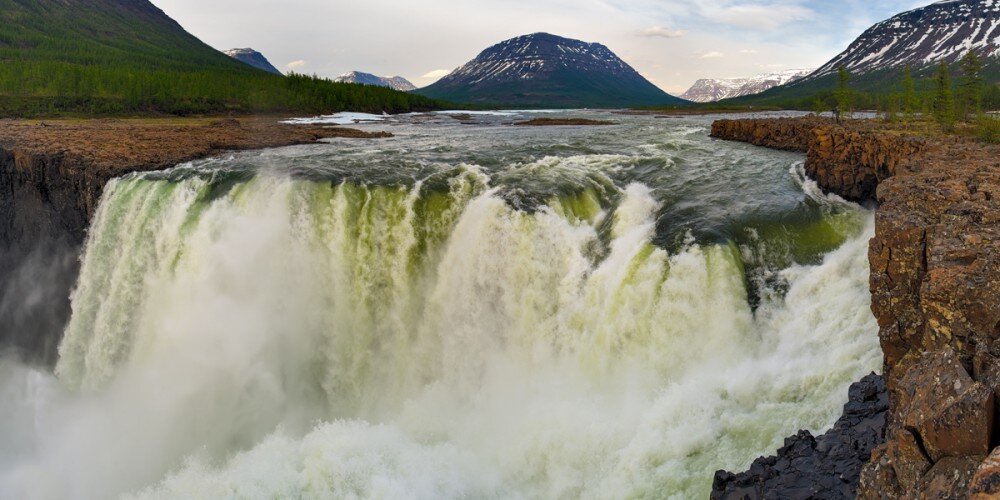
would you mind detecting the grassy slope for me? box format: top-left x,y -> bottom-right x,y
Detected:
0,0 -> 445,116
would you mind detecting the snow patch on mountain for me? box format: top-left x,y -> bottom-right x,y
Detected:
810,0 -> 1000,78
680,69 -> 815,103
334,72 -> 417,92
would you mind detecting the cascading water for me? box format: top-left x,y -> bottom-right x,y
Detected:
0,112 -> 880,499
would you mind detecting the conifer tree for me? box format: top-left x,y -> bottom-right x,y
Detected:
900,66 -> 919,121
957,50 -> 985,120
932,61 -> 956,130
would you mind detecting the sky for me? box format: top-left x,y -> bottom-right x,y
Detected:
150,0 -> 935,95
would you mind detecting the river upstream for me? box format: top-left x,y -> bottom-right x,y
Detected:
0,111 -> 880,498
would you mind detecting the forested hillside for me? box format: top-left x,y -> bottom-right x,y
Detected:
0,0 -> 443,116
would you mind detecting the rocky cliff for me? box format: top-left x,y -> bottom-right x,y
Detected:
0,118 -> 389,365
711,116 -> 1000,498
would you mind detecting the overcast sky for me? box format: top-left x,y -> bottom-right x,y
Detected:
150,0 -> 933,95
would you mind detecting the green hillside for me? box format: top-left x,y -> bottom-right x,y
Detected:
0,0 -> 443,116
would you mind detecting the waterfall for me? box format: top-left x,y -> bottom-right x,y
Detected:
1,162 -> 879,499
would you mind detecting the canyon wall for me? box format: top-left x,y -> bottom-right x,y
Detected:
0,149 -> 102,364
712,117 -> 1000,498
0,118 -> 381,364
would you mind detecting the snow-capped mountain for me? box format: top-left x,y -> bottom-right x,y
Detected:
414,32 -> 685,107
223,48 -> 281,75
680,69 -> 814,103
811,0 -> 1000,78
334,72 -> 417,92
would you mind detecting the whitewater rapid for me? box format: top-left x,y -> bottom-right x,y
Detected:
0,114 -> 880,499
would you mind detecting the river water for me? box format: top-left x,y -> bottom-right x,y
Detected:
0,111 -> 880,498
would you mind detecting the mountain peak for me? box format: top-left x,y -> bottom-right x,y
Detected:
223,48 -> 282,75
414,33 -> 684,107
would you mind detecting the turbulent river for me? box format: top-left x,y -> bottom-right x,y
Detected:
0,111 -> 880,499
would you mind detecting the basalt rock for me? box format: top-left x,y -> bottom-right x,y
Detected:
711,373 -> 888,499
712,116 -> 1000,498
710,117 -> 824,153
711,117 -> 928,204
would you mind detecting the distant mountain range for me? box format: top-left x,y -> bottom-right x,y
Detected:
413,32 -> 686,108
735,0 -> 1000,105
680,69 -> 814,103
224,48 -> 282,75
334,72 -> 416,91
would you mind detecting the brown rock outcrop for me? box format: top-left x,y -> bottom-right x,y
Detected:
712,116 -> 1000,498
0,117 -> 390,364
712,117 -> 928,203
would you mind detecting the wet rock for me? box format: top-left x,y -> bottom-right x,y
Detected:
711,373 -> 888,500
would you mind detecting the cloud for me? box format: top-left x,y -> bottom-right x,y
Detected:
701,3 -> 815,30
739,49 -> 759,54
700,51 -> 725,59
638,26 -> 687,38
285,60 -> 307,70
421,69 -> 451,79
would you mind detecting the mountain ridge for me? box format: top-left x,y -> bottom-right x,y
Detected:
681,69 -> 814,103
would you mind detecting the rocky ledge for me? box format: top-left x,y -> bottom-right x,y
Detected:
513,118 -> 616,126
713,374 -> 888,499
712,116 -> 1000,498
0,117 -> 390,364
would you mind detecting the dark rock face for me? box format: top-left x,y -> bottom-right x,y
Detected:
414,32 -> 685,108
0,149 -> 102,365
0,118 -> 381,364
711,374 -> 888,500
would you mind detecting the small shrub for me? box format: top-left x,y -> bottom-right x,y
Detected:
976,114 -> 1000,144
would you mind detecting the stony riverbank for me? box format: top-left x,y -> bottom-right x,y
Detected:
711,117 -> 1000,498
0,117 -> 390,363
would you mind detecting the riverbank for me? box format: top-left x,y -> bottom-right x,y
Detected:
711,116 -> 1000,498
0,116 -> 391,364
